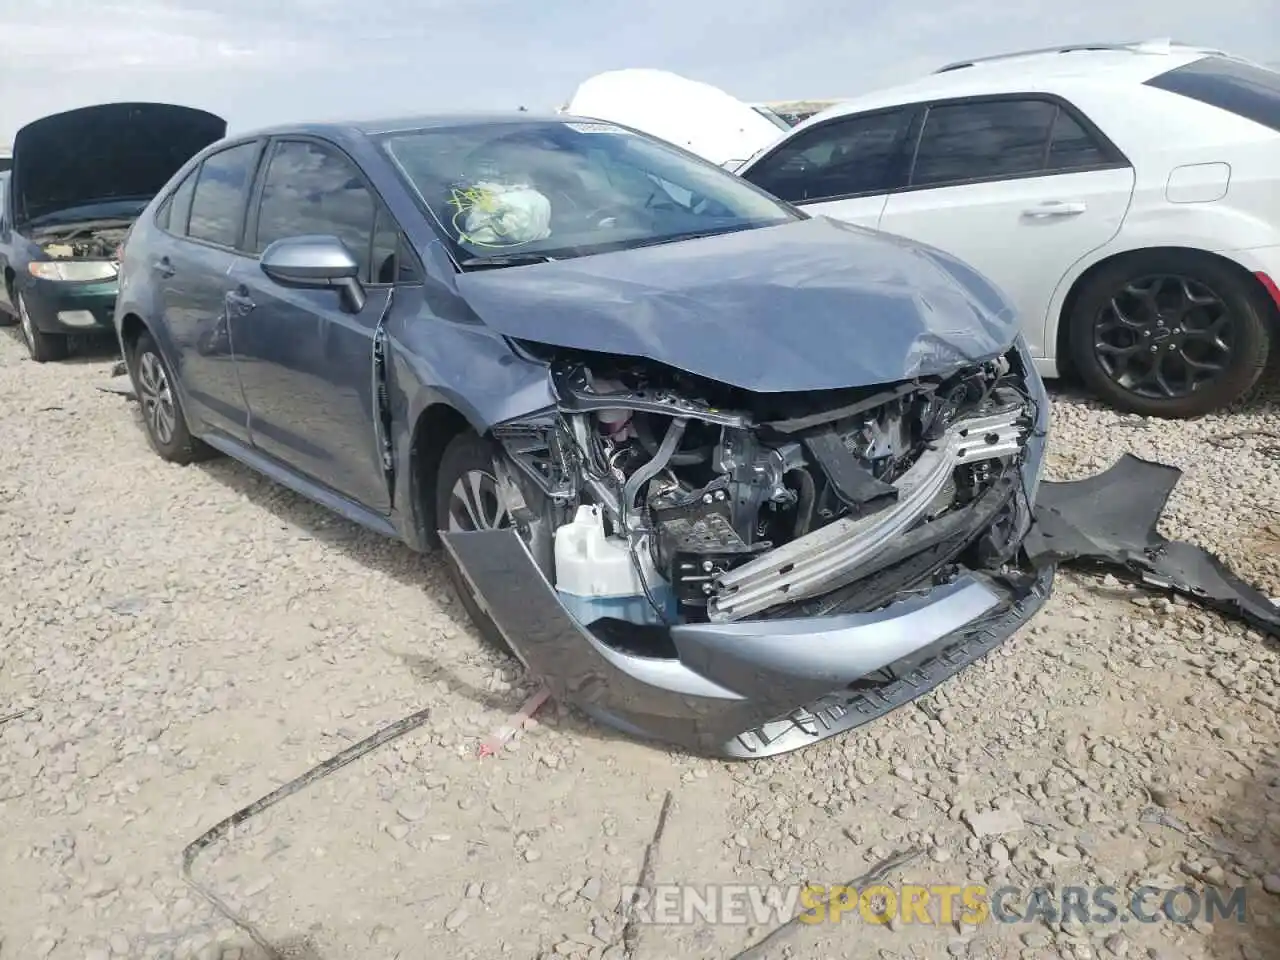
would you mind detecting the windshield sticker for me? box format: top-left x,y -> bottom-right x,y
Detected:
563,121 -> 628,134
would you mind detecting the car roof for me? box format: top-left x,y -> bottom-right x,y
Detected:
227,112 -> 590,141
799,41 -> 1231,126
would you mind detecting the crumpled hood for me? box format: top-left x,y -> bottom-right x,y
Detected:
11,102 -> 226,227
455,216 -> 1019,393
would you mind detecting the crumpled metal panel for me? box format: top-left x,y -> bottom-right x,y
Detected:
455,216 -> 1019,393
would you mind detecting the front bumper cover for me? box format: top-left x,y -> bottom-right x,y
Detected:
1026,453 -> 1280,637
20,276 -> 117,333
442,526 -> 1054,758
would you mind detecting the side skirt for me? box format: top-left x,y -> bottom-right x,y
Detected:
199,431 -> 401,541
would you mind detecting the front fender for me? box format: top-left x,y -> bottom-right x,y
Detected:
383,308 -> 553,548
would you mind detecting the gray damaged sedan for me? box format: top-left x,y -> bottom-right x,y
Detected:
113,114 -> 1054,758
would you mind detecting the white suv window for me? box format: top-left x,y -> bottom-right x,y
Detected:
1146,56 -> 1280,134
911,99 -> 1057,186
741,108 -> 915,203
909,98 -> 1119,188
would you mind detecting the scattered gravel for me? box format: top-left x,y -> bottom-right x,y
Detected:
1,330 -> 1279,960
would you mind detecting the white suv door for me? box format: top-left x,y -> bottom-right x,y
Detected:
875,96 -> 1135,359
737,106 -> 919,228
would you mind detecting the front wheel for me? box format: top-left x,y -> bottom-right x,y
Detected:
1066,252 -> 1271,418
17,293 -> 69,363
435,431 -> 518,656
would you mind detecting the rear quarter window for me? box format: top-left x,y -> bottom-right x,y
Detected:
1145,57 -> 1280,133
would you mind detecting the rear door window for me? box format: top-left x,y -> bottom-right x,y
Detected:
187,141 -> 260,248
741,108 -> 915,202
252,140 -> 378,282
908,98 -> 1121,187
910,99 -> 1057,187
1145,56 -> 1280,133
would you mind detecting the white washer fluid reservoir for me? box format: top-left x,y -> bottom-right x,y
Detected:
553,505 -> 676,625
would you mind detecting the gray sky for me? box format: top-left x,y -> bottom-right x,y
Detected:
0,0 -> 1275,141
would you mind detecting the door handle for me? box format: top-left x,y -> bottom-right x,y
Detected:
224,287 -> 256,316
1022,200 -> 1087,218
152,257 -> 175,278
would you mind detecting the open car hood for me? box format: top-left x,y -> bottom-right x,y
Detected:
455,216 -> 1020,393
10,102 -> 226,227
564,69 -> 786,167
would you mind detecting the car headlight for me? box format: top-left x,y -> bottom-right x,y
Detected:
28,260 -> 119,282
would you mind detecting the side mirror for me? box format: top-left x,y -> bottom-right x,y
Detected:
260,234 -> 366,312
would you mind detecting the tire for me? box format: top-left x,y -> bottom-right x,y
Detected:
128,331 -> 217,464
1066,251 -> 1271,418
0,276 -> 19,327
17,292 -> 69,362
434,431 -> 517,656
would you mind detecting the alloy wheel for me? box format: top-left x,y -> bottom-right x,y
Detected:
446,469 -> 512,532
1092,274 -> 1235,400
136,351 -> 178,446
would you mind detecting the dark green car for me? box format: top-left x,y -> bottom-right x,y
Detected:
0,103 -> 224,361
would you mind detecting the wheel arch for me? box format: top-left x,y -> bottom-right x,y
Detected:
1052,245 -> 1280,379
117,312 -> 209,441
408,401 -> 473,548
118,311 -> 151,356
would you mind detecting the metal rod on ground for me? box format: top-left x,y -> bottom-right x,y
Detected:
179,706 -> 434,959
729,846 -> 923,960
619,789 -> 675,959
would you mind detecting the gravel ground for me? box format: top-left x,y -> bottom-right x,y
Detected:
2,328 -> 1280,960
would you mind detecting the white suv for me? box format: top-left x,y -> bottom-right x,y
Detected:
736,41 -> 1280,417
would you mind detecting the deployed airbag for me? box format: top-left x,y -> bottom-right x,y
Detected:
1026,454 -> 1280,637
457,181 -> 552,247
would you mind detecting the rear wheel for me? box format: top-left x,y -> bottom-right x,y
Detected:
18,293 -> 69,362
435,431 -> 517,656
128,331 -> 216,464
1066,251 -> 1270,418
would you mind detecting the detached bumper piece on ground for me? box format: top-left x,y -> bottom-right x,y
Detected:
1026,453 -> 1280,637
